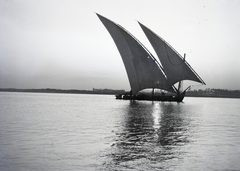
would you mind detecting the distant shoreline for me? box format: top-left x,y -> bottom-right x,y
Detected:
0,88 -> 125,95
0,88 -> 240,99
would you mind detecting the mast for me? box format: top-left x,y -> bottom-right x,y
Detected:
138,22 -> 205,86
152,88 -> 154,100
97,13 -> 174,95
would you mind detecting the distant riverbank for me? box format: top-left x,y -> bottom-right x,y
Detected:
186,88 -> 240,98
1,88 -> 240,98
0,88 -> 125,95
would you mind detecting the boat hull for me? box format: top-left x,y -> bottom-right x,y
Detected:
115,92 -> 185,102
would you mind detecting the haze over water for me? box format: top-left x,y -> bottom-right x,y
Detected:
0,92 -> 240,170
1,1 -> 240,90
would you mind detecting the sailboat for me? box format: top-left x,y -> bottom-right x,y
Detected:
96,13 -> 205,102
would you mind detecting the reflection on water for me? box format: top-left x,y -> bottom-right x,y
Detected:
2,93 -> 239,170
103,101 -> 191,170
159,103 -> 190,147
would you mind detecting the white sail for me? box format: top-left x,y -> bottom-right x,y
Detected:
138,22 -> 205,86
97,14 -> 173,95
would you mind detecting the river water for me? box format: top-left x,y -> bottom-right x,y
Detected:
0,92 -> 240,171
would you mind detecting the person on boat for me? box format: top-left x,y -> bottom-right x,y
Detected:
130,90 -> 132,97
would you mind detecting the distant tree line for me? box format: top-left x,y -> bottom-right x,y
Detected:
0,88 -> 125,95
1,88 -> 240,98
186,88 -> 240,98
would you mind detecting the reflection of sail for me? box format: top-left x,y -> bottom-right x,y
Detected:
103,101 -> 191,169
107,101 -> 156,165
158,103 -> 190,146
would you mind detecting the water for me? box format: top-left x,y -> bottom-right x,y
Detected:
0,92 -> 240,171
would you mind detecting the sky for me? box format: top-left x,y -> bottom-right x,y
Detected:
1,0 -> 240,90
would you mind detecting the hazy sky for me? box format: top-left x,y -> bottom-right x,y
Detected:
1,0 -> 240,90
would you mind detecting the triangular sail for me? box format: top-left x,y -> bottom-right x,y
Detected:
138,22 -> 205,86
97,14 -> 173,94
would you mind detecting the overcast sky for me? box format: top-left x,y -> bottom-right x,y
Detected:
1,0 -> 240,90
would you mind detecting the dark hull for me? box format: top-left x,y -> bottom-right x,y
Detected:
116,92 -> 185,102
